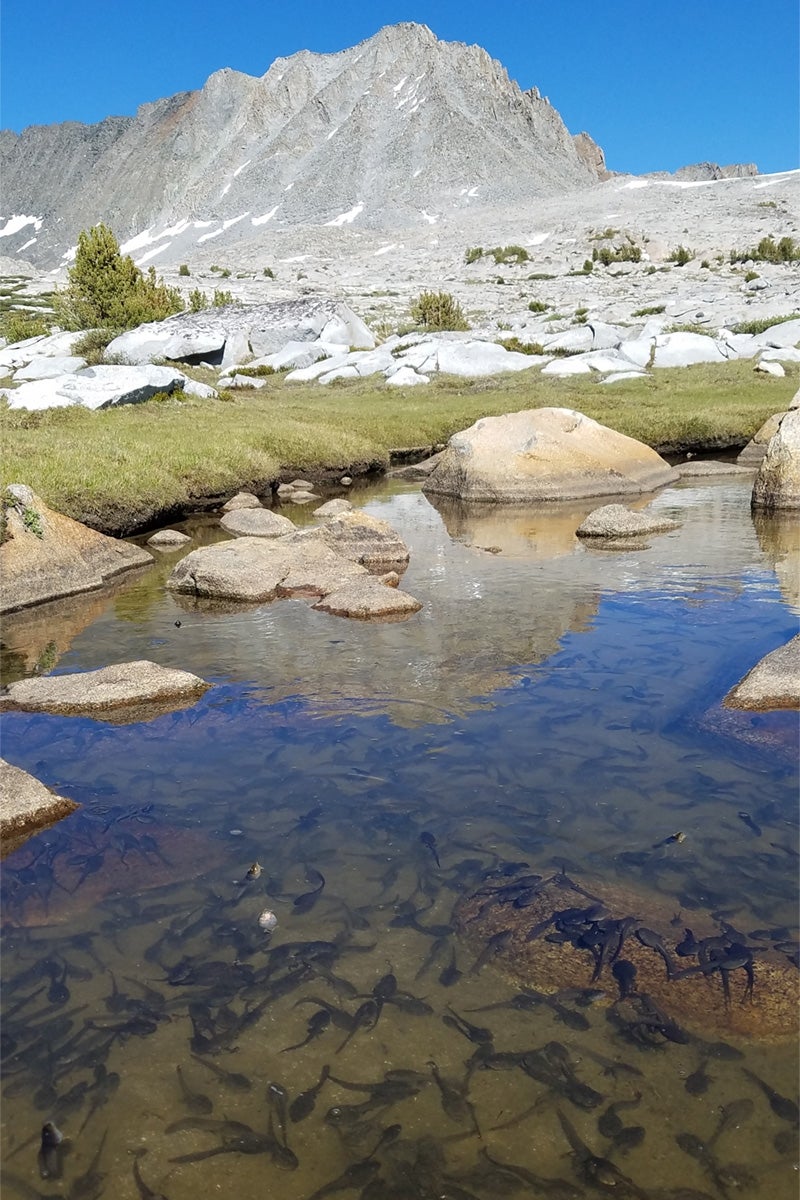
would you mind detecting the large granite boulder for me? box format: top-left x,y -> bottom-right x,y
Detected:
0,759 -> 79,840
752,410 -> 800,511
0,661 -> 211,721
738,407 -> 793,466
1,485 -> 152,614
313,499 -> 353,519
652,332 -> 727,368
576,504 -> 680,539
313,578 -> 422,620
724,635 -> 800,711
106,299 -> 374,366
220,509 -> 296,538
13,356 -> 87,380
422,408 -> 677,503
3,364 -> 186,411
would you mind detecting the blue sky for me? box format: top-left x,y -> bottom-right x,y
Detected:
1,1 -> 797,174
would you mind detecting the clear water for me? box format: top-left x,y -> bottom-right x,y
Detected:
1,478 -> 798,1200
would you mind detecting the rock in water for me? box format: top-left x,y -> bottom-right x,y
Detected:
220,509 -> 296,537
313,578 -> 422,620
724,635 -> 800,711
0,661 -> 211,722
0,485 -> 152,614
147,529 -> 191,549
751,410 -> 800,510
738,412 -> 789,466
422,408 -> 677,503
222,492 -> 263,512
576,504 -> 680,539
291,512 -> 411,570
0,759 -> 79,841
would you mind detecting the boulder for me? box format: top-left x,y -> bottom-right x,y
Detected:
542,327 -> 594,353
218,373 -> 268,389
422,408 -> 677,503
589,322 -> 624,350
435,341 -> 537,377
248,340 -> 341,371
752,409 -> 800,510
293,511 -> 411,570
1,485 -> 152,614
724,635 -> 800,711
618,338 -> 655,368
312,499 -> 353,519
738,411 -> 787,466
0,759 -> 79,840
165,534 -> 403,617
0,330 -> 85,371
652,332 -> 727,368
3,364 -> 185,411
755,360 -> 785,377
167,538 -> 295,602
601,372 -> 648,384
752,317 -> 800,350
106,299 -> 374,366
676,461 -> 753,477
385,366 -> 431,386
541,356 -> 593,376
222,492 -> 263,512
576,504 -> 680,539
286,490 -> 321,504
313,578 -> 422,620
0,661 -> 211,720
181,378 -> 218,399
13,356 -> 87,380
146,529 -> 191,549
220,508 -> 296,538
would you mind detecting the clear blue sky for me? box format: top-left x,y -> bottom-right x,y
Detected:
1,0 -> 798,174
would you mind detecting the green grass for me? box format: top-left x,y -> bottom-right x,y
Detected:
730,312 -> 800,335
2,360 -> 794,534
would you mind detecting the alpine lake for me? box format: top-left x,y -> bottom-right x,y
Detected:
1,473 -> 798,1200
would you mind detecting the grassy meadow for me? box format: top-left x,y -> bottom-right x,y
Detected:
2,359 -> 795,534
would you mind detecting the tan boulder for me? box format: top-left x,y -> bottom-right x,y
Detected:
312,498 -> 353,519
222,491 -> 263,511
0,759 -> 78,840
752,410 -> 800,510
313,578 -> 422,620
576,504 -> 680,539
220,508 -> 296,538
277,541 -> 368,596
1,484 -> 152,614
738,411 -> 787,466
147,529 -> 191,549
724,635 -> 800,711
167,537 -> 292,602
422,408 -> 676,502
292,511 -> 411,570
0,661 -> 210,723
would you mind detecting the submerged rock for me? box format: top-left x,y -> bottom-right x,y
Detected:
576,503 -> 680,539
312,498 -> 354,518
1,485 -> 152,614
291,511 -> 411,570
0,661 -> 211,722
0,759 -> 79,841
724,634 -> 800,711
146,529 -> 191,549
313,578 -> 422,620
423,408 -> 676,503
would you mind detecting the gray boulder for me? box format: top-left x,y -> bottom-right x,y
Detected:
107,299 -> 375,366
423,408 -> 677,503
652,332 -> 727,368
724,635 -> 799,711
738,412 -> 787,465
291,511 -> 411,570
312,499 -> 353,519
222,491 -> 263,512
755,361 -> 785,377
576,504 -> 680,539
313,578 -> 422,620
752,317 -> 800,350
751,409 -> 800,510
13,356 -> 87,380
0,759 -> 79,840
3,364 -> 185,411
220,508 -> 296,537
168,538 -> 295,602
0,661 -> 210,720
146,529 -> 191,549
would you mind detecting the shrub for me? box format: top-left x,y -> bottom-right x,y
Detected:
464,246 -> 483,265
744,270 -> 759,282
499,337 -> 545,355
666,322 -> 713,335
234,364 -> 276,378
212,289 -> 234,307
488,245 -> 529,266
178,264 -> 190,276
0,310 -> 52,344
263,267 -> 275,279
410,290 -> 469,331
528,273 -> 555,281
667,245 -> 695,266
527,300 -> 549,313
219,269 -> 231,279
730,235 -> 800,264
574,307 -> 589,325
582,259 -> 594,273
592,243 -> 642,265
730,311 -> 800,335
700,260 -> 710,269
188,288 -> 207,312
53,224 -> 183,331
72,327 -> 117,365
590,226 -> 620,240
631,304 -> 666,317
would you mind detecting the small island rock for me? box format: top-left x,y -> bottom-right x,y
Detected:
220,508 -> 296,538
0,759 -> 79,839
724,635 -> 800,711
0,661 -> 210,720
576,504 -> 680,539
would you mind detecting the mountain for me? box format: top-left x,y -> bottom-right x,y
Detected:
0,23 -> 600,267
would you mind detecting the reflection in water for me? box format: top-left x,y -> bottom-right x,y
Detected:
0,477 -> 798,1199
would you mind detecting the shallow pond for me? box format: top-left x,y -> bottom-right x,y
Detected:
1,477 -> 798,1200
